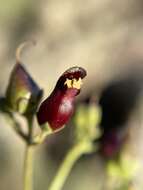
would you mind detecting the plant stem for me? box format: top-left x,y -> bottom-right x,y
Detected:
48,141 -> 93,190
24,145 -> 34,190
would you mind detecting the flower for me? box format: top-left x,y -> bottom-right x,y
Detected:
37,66 -> 87,131
5,42 -> 43,115
100,129 -> 126,158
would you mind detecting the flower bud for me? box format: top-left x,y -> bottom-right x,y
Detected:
37,66 -> 87,131
74,103 -> 101,142
5,42 -> 43,115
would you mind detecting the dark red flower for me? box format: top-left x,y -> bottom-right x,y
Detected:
37,66 -> 87,131
98,76 -> 141,158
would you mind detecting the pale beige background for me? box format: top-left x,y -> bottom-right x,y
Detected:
0,0 -> 143,190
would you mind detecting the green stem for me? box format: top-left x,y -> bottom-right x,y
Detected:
33,129 -> 52,145
24,145 -> 34,190
48,141 -> 93,190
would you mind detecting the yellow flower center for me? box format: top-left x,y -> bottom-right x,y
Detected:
64,78 -> 83,89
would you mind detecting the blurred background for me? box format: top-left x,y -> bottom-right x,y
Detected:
0,0 -> 143,189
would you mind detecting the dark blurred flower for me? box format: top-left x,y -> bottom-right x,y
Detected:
99,75 -> 142,158
100,130 -> 126,158
37,66 -> 87,131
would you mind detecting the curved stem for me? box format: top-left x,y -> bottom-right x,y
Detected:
33,123 -> 53,145
24,145 -> 34,190
48,141 -> 93,190
33,129 -> 52,145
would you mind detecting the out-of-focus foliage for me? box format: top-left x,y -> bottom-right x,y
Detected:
74,103 -> 101,142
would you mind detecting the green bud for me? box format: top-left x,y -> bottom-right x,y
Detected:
74,103 -> 102,142
5,42 -> 43,115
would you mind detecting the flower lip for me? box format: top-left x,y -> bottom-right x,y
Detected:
56,66 -> 87,90
62,66 -> 87,80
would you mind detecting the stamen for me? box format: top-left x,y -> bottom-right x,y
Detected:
64,78 -> 83,89
64,79 -> 72,88
73,78 -> 82,89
